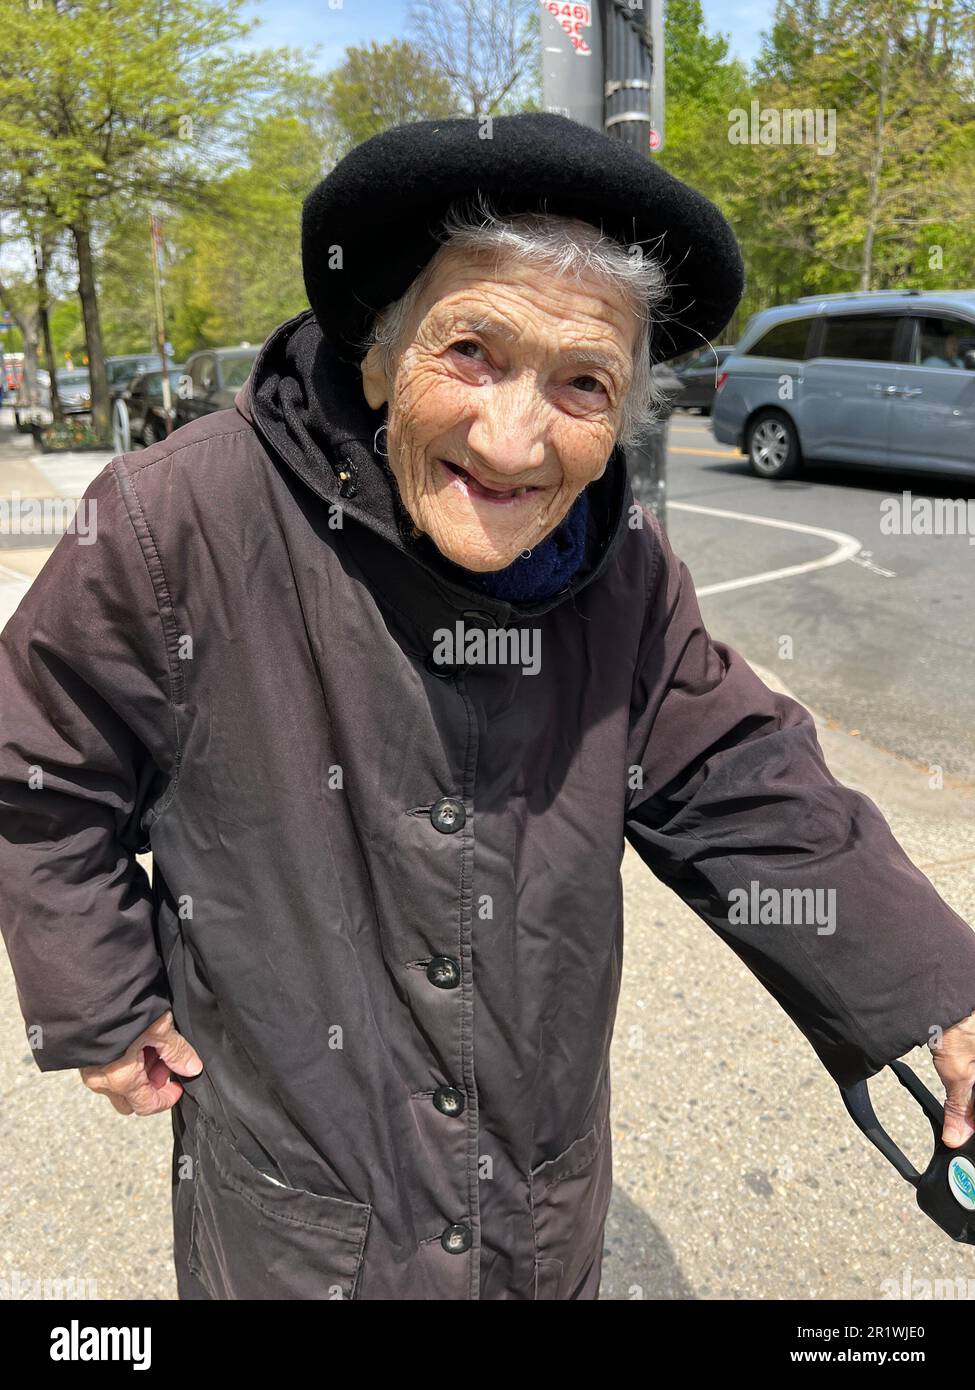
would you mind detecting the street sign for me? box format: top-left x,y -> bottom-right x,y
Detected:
539,0 -> 603,130
541,1 -> 594,55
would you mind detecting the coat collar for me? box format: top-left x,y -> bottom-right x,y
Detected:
236,309 -> 634,632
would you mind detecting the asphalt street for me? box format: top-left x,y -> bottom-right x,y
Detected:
659,414 -> 975,786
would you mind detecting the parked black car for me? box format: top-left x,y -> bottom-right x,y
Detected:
658,345 -> 735,414
124,367 -> 185,446
106,354 -> 161,399
175,346 -> 259,428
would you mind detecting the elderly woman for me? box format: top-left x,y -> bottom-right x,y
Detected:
1,114 -> 974,1303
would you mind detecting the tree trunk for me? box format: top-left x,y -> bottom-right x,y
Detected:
861,19 -> 892,292
19,307 -> 41,409
70,218 -> 110,436
34,239 -> 63,425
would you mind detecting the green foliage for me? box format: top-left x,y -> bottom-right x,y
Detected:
0,0 -> 276,224
323,39 -> 455,146
659,0 -> 975,337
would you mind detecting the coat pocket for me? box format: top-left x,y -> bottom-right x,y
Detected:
188,1107 -> 371,1300
529,1086 -> 613,1301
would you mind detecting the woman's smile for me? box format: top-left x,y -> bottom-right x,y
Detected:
437,457 -> 545,506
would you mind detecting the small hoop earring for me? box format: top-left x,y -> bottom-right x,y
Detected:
374,424 -> 389,459
521,548 -> 532,560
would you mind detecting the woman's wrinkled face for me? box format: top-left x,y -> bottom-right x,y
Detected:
360,251 -> 638,571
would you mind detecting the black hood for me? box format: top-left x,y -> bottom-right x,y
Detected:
239,309 -> 634,623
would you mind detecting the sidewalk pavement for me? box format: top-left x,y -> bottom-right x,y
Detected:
606,660 -> 974,1299
0,424 -> 972,1298
0,417 -> 115,631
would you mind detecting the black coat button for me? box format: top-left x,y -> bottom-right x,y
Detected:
441,1223 -> 473,1254
427,956 -> 460,989
433,1084 -> 465,1117
424,652 -> 464,679
461,608 -> 498,629
430,797 -> 466,834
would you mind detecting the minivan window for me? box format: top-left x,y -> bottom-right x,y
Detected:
911,316 -> 975,370
219,353 -> 257,389
745,319 -> 813,360
819,315 -> 899,363
107,358 -> 156,387
190,355 -> 215,395
682,350 -> 719,371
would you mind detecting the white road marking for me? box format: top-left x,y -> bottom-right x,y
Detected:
848,549 -> 897,578
669,501 -> 864,596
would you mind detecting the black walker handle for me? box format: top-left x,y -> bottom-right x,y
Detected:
839,1059 -> 975,1245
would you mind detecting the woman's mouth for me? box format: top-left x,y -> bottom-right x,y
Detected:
438,458 -> 542,505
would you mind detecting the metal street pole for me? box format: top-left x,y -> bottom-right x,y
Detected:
539,0 -> 670,529
149,213 -> 174,436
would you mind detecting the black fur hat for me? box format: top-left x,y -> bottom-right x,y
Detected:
301,112 -> 745,367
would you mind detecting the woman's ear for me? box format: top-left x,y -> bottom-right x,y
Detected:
360,344 -> 389,410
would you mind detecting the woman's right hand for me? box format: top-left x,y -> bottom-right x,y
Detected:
79,1010 -> 204,1115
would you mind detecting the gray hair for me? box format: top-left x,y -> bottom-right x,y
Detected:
356,192 -> 671,451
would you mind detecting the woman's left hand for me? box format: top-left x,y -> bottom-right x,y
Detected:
931,1010 -> 975,1147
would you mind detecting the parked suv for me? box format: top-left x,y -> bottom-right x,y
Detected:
174,346 -> 259,428
711,290 -> 975,479
124,367 -> 185,446
106,354 -> 161,399
657,345 -> 736,414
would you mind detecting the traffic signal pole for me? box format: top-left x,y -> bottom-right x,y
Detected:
539,0 -> 669,527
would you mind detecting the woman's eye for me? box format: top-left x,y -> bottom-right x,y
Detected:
451,340 -> 485,360
570,375 -> 606,395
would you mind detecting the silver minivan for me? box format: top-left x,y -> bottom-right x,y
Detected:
711,290 -> 975,479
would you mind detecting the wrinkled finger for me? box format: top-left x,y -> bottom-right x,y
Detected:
123,1072 -> 183,1116
146,1054 -> 173,1089
941,1078 -> 975,1147
154,1028 -> 204,1079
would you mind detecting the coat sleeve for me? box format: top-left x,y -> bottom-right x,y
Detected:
623,510 -> 975,1089
0,458 -> 179,1073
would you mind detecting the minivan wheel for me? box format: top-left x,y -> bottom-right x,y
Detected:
747,412 -> 801,479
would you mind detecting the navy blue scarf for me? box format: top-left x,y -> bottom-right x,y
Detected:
433,488 -> 591,604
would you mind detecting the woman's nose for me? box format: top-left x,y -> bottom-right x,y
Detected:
465,384 -> 547,476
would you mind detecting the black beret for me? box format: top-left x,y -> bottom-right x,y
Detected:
301,112 -> 745,366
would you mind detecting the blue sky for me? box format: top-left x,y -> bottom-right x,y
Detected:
238,0 -> 775,71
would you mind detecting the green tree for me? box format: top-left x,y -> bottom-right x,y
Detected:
729,0 -> 975,311
163,107 -> 328,353
0,0 -> 281,433
659,0 -> 752,192
323,39 -> 455,147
